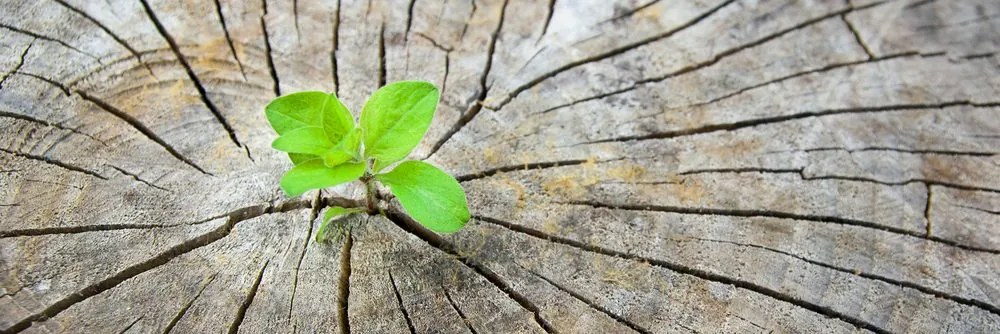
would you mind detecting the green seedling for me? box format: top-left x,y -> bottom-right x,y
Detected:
265,81 -> 470,241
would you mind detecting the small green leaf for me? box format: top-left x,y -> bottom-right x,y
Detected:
280,159 -> 365,197
316,206 -> 364,243
322,150 -> 354,168
324,206 -> 364,223
265,91 -> 355,143
322,128 -> 363,167
288,153 -> 314,165
272,126 -> 334,156
341,127 -> 362,154
360,81 -> 439,172
376,160 -> 469,233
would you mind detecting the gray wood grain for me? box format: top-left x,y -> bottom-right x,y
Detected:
1,0 -> 998,333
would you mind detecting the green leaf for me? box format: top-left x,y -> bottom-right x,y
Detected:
322,127 -> 363,167
280,159 -> 365,197
322,150 -> 353,168
376,160 -> 469,233
272,126 -> 334,156
341,127 -> 362,154
265,91 -> 355,143
288,153 -> 314,165
360,81 -> 439,171
316,206 -> 364,243
274,127 -> 363,167
323,206 -> 364,223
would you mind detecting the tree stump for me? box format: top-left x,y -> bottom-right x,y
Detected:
1,0 -> 999,333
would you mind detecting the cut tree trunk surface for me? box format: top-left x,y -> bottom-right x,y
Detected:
1,0 -> 999,333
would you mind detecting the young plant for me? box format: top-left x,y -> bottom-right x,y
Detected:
264,81 -> 470,241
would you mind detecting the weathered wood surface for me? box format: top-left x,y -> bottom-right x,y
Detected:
1,0 -> 999,332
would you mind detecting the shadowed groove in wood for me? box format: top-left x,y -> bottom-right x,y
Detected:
49,0 -> 157,77
0,41 -> 31,89
586,101 -> 1000,145
536,1 -> 893,115
520,265 -> 651,333
682,52 -> 951,110
955,204 -> 1000,216
0,223 -> 181,239
424,0 -> 509,159
0,198 -> 329,334
388,271 -> 417,334
261,0 -> 280,97
801,146 -> 997,157
72,47 -> 181,79
516,47 -> 547,78
8,72 -> 209,174
212,0 -> 248,80
729,313 -> 767,332
692,237 -> 1000,316
473,215 -> 891,334
75,90 -> 211,175
678,167 -> 806,175
118,316 -> 143,334
564,198 -> 1000,254
408,33 -> 455,94
677,166 -> 1000,197
456,156 -> 640,182
442,53 -> 450,97
0,283 -> 31,299
138,0 -> 244,149
550,51 -> 943,114
228,259 -> 270,334
924,183 -> 934,237
108,165 -> 170,191
163,273 -> 218,334
489,0 -> 738,110
963,52 -> 997,60
459,1 -> 476,40
11,71 -> 70,95
963,134 -> 1000,139
378,23 -> 387,88
537,0 -> 556,42
840,14 -> 874,59
442,286 -> 478,334
456,158 -> 589,182
43,131 -> 76,157
0,23 -> 98,60
604,0 -> 663,23
405,0 -> 416,42
331,0 -> 341,95
292,0 -> 300,38
0,109 -> 106,146
384,209 -> 557,333
337,228 -> 354,334
414,33 -> 455,50
904,0 -> 937,10
0,147 -> 106,180
288,192 -> 324,320
833,176 -> 1000,194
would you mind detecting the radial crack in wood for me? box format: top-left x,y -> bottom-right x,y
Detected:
2,0 -> 998,332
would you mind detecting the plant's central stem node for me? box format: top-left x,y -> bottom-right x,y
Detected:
362,173 -> 377,215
